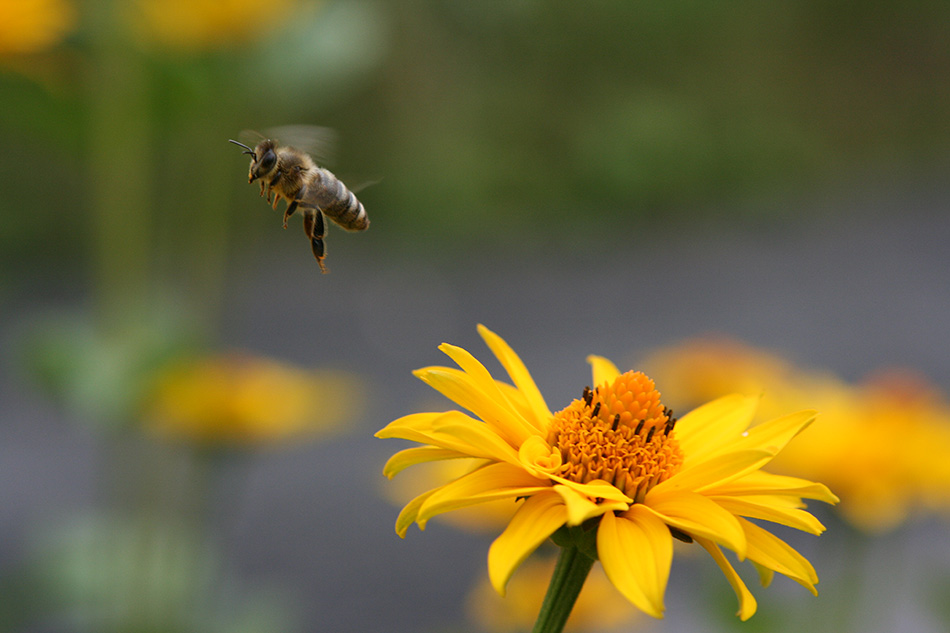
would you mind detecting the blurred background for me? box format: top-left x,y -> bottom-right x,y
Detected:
2,1 -> 950,632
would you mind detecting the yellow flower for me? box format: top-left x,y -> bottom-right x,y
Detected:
129,0 -> 308,52
0,0 -> 76,55
467,556 -> 640,633
377,326 -> 838,620
774,369 -> 950,531
646,338 -> 950,532
642,337 -> 799,417
145,352 -> 360,446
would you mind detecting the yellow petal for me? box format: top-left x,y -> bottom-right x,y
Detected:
548,476 -> 633,505
675,394 -> 760,463
432,413 -> 523,465
418,462 -> 550,524
488,491 -> 567,594
710,496 -> 828,535
552,484 -> 628,526
695,536 -> 758,621
518,435 -> 562,477
395,489 -> 436,537
653,449 -> 774,496
414,366 -> 536,445
586,355 -> 621,388
740,517 -> 818,593
642,488 -> 747,557
376,411 -> 447,440
438,341 -> 549,438
378,410 -> 520,465
596,508 -> 672,618
477,324 -> 553,430
752,561 -> 775,588
438,342 -> 507,396
704,470 -> 840,504
494,380 -> 540,425
382,446 -> 471,479
731,409 -> 818,457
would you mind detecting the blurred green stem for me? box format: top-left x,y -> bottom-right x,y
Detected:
532,545 -> 595,633
86,0 -> 151,331
176,110 -> 234,331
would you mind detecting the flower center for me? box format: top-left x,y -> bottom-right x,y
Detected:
547,371 -> 684,503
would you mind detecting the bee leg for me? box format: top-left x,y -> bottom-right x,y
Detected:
268,170 -> 283,208
283,200 -> 298,229
303,208 -> 328,274
260,181 -> 274,205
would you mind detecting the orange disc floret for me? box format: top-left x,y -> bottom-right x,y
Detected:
548,371 -> 683,502
596,371 -> 670,434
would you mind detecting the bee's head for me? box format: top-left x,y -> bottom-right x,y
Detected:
229,138 -> 278,183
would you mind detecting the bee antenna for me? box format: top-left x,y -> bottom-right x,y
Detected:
228,139 -> 257,159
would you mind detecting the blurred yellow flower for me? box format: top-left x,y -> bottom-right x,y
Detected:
645,338 -> 950,532
467,556 -> 640,633
129,0 -> 310,52
642,338 -> 796,414
0,0 -> 76,55
144,352 -> 361,446
377,326 -> 837,620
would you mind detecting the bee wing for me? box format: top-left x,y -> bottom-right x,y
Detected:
236,126 -> 338,165
348,178 -> 382,194
237,129 -> 267,147
263,125 -> 339,166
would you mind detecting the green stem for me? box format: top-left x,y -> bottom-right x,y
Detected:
531,545 -> 596,633
86,0 -> 151,331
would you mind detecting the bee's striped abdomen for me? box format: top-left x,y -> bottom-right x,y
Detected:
311,167 -> 369,231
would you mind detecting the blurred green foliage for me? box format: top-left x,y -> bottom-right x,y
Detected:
0,511 -> 300,633
2,0 -> 949,273
349,1 -> 950,242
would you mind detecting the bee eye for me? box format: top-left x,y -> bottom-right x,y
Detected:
260,150 -> 277,171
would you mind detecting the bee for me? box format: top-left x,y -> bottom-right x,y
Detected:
229,131 -> 369,273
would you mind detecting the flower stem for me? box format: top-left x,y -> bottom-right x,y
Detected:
86,0 -> 151,331
531,545 -> 595,633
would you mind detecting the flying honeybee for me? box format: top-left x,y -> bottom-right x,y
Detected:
230,129 -> 369,273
